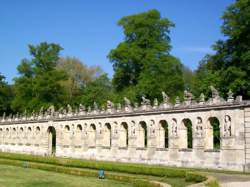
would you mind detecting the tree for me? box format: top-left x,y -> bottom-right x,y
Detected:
12,42 -> 68,113
80,74 -> 113,107
0,74 -> 13,115
56,57 -> 103,104
108,9 -> 184,102
109,9 -> 174,91
193,0 -> 250,98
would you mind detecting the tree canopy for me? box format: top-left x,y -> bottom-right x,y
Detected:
192,0 -> 250,99
109,9 -> 184,102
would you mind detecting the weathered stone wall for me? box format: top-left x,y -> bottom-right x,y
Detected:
0,101 -> 250,172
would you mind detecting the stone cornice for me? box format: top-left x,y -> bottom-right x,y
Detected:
1,101 -> 250,126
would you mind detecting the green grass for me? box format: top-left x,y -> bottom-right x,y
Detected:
0,152 -> 214,187
0,164 -> 133,187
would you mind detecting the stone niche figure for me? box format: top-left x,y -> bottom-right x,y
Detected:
195,118 -> 203,138
224,115 -> 232,137
149,121 -> 155,137
171,119 -> 178,137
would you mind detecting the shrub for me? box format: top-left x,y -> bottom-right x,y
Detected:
185,172 -> 207,182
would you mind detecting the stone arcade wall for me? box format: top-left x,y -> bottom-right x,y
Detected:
0,90 -> 250,172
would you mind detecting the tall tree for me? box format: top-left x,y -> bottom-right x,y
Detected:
57,57 -> 103,104
0,74 -> 13,115
193,0 -> 250,98
12,42 -> 68,113
108,9 -> 184,101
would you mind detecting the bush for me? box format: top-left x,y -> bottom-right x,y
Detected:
185,172 -> 207,182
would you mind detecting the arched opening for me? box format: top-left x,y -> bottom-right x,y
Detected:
139,121 -> 147,148
120,122 -> 128,148
64,125 -> 70,131
77,124 -> 82,131
180,119 -> 193,149
47,126 -> 56,155
158,120 -> 168,148
209,117 -> 220,150
103,123 -> 111,147
88,124 -> 96,147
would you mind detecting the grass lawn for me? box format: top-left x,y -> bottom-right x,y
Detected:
0,164 -> 133,187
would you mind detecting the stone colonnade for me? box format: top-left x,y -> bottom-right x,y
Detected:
0,104 -> 249,172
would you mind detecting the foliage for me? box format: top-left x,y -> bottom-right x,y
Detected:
56,57 -> 103,104
79,74 -> 113,107
192,0 -> 250,99
185,172 -> 207,183
109,9 -> 184,102
0,74 -> 13,115
11,42 -> 68,113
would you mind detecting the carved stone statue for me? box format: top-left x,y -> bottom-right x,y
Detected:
107,100 -> 114,109
116,103 -> 122,112
141,96 -> 150,105
93,102 -> 99,111
153,98 -> 158,109
210,86 -> 219,98
67,104 -> 72,113
162,91 -> 169,103
47,105 -> 55,116
199,93 -> 205,104
79,104 -> 85,112
171,120 -> 178,137
175,96 -> 180,107
224,115 -> 232,137
124,97 -> 131,107
184,90 -> 193,104
195,118 -> 203,137
227,90 -> 234,102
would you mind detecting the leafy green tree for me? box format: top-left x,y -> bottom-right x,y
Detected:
12,42 -> 68,113
80,74 -> 113,107
0,74 -> 13,115
109,9 -> 184,102
57,57 -> 103,104
193,0 -> 250,98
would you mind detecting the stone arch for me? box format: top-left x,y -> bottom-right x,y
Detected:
88,124 -> 96,147
64,125 -> 70,132
157,120 -> 168,148
205,117 -> 221,150
180,118 -> 193,149
119,122 -> 128,148
47,126 -> 56,155
76,124 -> 82,131
103,123 -> 111,147
36,126 -> 41,133
138,121 -> 147,148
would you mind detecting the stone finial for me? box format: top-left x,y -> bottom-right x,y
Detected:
79,104 -> 85,112
116,103 -> 122,112
39,107 -> 44,116
2,112 -> 6,120
199,93 -> 205,104
134,102 -> 139,111
100,105 -> 105,114
227,90 -> 234,103
93,102 -> 99,111
175,96 -> 180,107
153,98 -> 158,109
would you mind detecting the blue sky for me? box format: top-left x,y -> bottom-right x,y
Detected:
0,0 -> 234,83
